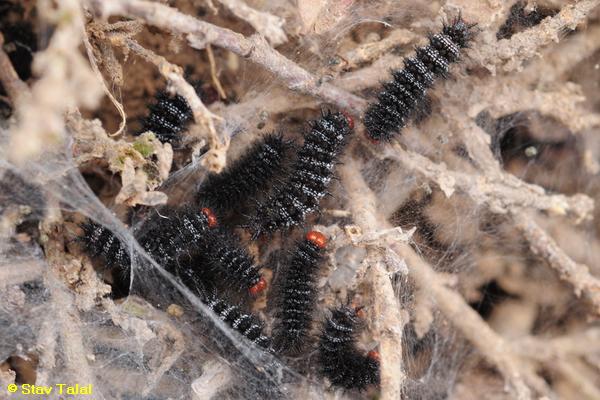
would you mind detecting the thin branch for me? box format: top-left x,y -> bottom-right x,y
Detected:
514,213 -> 600,316
342,29 -> 418,67
471,0 -> 600,73
513,328 -> 600,362
87,0 -> 367,114
112,37 -> 228,173
215,0 -> 287,46
385,144 -> 594,223
338,155 -> 406,400
206,44 -> 227,100
398,243 -> 547,399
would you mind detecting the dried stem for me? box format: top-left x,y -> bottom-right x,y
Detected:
513,328 -> 600,362
113,37 -> 228,172
399,242 -> 548,399
514,213 -> 600,315
87,0 -> 367,114
471,0 -> 600,73
386,144 -> 594,223
339,155 -> 406,400
215,0 -> 287,46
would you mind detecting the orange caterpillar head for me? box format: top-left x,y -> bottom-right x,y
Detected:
201,207 -> 218,228
306,230 -> 327,249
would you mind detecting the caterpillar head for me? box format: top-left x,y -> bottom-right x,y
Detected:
443,15 -> 477,48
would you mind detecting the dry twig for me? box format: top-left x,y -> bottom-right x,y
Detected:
215,0 -> 287,46
471,0 -> 600,73
514,213 -> 600,316
385,144 -> 594,222
87,0 -> 367,114
112,37 -> 227,172
339,155 -> 407,400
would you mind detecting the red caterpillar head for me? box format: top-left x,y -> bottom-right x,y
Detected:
367,350 -> 380,362
201,207 -> 218,228
341,111 -> 355,130
249,277 -> 267,296
306,230 -> 327,249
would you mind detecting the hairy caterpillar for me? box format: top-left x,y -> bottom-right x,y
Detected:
272,231 -> 327,355
363,16 -> 475,142
497,1 -> 557,40
138,91 -> 193,144
197,133 -> 291,215
204,294 -> 271,348
248,111 -> 352,237
318,307 -> 380,390
196,228 -> 267,296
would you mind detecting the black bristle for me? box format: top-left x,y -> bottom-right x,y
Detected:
364,15 -> 475,142
79,206 -> 217,295
79,221 -> 131,270
197,133 -> 291,214
205,294 -> 271,348
318,307 -> 380,390
135,206 -> 216,268
272,231 -> 326,355
139,91 -> 193,144
196,228 -> 264,294
249,111 -> 352,237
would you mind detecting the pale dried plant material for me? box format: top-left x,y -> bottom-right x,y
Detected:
2,0 -> 600,398
108,36 -> 227,171
339,155 -> 407,400
84,20 -> 144,137
343,29 -> 418,67
299,0 -> 354,34
9,0 -> 104,163
88,0 -> 367,113
69,114 -> 173,206
216,0 -> 288,46
514,213 -> 600,316
471,0 -> 600,73
386,144 -> 594,222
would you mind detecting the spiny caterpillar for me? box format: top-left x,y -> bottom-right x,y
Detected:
318,307 -> 380,390
136,206 -> 218,267
138,90 -> 193,144
363,15 -> 475,142
80,220 -> 131,271
273,230 -> 327,355
249,111 -> 352,237
79,207 -> 265,295
196,133 -> 291,215
197,228 -> 267,296
79,206 -> 218,272
205,294 -> 271,348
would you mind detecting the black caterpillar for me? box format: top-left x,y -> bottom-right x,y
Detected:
197,133 -> 291,214
248,111 -> 352,237
204,294 -> 271,348
363,16 -> 475,142
318,307 -> 380,390
273,230 -> 327,355
497,1 -> 557,40
138,91 -> 193,144
80,207 -> 213,285
196,228 -> 267,296
80,220 -> 132,271
80,206 -> 268,296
